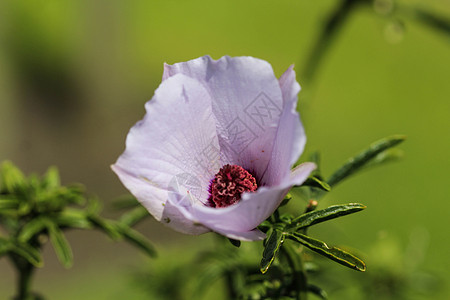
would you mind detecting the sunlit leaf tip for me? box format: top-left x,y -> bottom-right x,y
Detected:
287,233 -> 366,272
327,135 -> 406,187
302,176 -> 331,192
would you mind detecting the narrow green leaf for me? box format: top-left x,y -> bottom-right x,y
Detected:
111,195 -> 140,210
46,221 -> 73,268
54,209 -> 92,230
258,220 -> 272,231
289,203 -> 366,230
287,233 -> 366,272
308,284 -> 328,299
18,218 -> 48,243
54,210 -> 86,228
260,229 -> 285,274
86,195 -> 101,214
327,135 -> 406,187
63,184 -> 86,206
301,176 -> 331,192
10,241 -> 43,267
0,196 -> 19,210
279,193 -> 292,207
88,215 -> 122,240
17,201 -> 32,216
363,148 -> 404,169
43,166 -> 60,189
118,226 -> 156,257
0,161 -> 26,193
119,205 -> 149,227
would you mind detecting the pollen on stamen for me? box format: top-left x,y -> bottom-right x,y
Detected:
209,164 -> 257,208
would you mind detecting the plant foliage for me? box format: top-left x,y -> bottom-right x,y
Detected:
0,161 -> 155,299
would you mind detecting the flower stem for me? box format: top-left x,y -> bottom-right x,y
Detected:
10,255 -> 35,300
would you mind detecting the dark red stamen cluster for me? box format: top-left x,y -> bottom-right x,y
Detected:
209,164 -> 257,208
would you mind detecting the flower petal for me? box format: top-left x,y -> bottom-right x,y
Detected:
262,66 -> 306,186
215,228 -> 266,241
162,196 -> 210,234
169,186 -> 288,241
166,191 -> 268,241
169,163 -> 315,241
112,73 -> 219,233
290,162 -> 317,185
163,56 -> 284,181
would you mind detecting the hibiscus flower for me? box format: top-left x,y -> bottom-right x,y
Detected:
112,56 -> 315,241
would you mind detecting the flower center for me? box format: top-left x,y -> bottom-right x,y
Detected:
209,164 -> 257,208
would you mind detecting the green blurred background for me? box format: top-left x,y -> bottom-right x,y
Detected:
0,0 -> 449,299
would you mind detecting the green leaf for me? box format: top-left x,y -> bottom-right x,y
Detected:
86,195 -> 101,215
308,284 -> 328,299
286,233 -> 366,272
301,176 -> 331,192
289,203 -> 366,230
0,161 -> 26,193
10,241 -> 43,267
88,215 -> 122,240
327,135 -> 406,187
119,205 -> 149,227
18,218 -> 48,243
46,221 -> 73,268
54,209 -> 92,230
111,195 -> 140,210
63,184 -> 86,206
118,226 -> 156,258
279,193 -> 292,207
42,166 -> 60,190
260,229 -> 285,274
258,220 -> 272,231
0,196 -> 19,210
17,200 -> 32,216
363,148 -> 404,169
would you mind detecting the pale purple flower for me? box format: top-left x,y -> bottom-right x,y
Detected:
112,56 -> 315,241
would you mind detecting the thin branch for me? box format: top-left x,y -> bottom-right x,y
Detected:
301,0 -> 366,83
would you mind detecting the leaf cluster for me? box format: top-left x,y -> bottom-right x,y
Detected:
183,135 -> 405,300
0,161 -> 155,272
